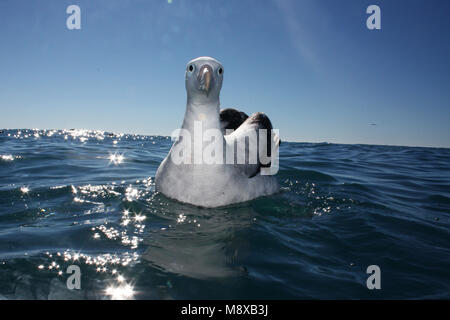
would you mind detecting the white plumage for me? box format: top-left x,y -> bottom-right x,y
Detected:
155,57 -> 279,207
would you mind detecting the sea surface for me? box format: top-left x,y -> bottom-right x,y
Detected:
0,128 -> 449,299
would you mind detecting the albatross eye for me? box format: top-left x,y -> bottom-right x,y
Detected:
188,65 -> 194,72
218,67 -> 223,75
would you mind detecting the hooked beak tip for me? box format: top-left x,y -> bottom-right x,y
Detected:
197,64 -> 213,95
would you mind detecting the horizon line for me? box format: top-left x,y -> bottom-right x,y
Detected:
1,127 -> 449,150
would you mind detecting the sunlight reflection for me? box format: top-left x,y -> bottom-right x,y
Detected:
177,214 -> 186,223
109,153 -> 125,165
125,186 -> 139,201
1,155 -> 14,161
134,214 -> 146,222
105,283 -> 135,300
20,186 -> 29,194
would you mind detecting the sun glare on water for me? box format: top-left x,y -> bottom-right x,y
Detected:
105,283 -> 135,300
20,186 -> 29,194
109,153 -> 125,165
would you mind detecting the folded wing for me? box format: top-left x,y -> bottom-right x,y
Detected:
220,108 -> 278,178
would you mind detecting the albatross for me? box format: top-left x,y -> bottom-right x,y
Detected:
155,57 -> 280,207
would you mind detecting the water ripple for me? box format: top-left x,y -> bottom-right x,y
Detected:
0,129 -> 449,299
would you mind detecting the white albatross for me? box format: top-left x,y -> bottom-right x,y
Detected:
155,57 -> 280,207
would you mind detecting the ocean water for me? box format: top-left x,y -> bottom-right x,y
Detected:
0,128 -> 449,300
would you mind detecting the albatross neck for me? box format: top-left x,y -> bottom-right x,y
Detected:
182,97 -> 221,132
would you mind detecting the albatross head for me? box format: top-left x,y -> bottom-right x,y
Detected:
185,57 -> 224,103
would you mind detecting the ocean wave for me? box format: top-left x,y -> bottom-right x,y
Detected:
0,129 -> 449,299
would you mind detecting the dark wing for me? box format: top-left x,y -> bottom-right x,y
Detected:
224,111 -> 279,178
219,108 -> 249,134
245,112 -> 274,176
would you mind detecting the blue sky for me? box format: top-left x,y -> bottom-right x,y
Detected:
0,0 -> 449,147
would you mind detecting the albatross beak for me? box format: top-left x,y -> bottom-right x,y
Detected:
197,64 -> 213,96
